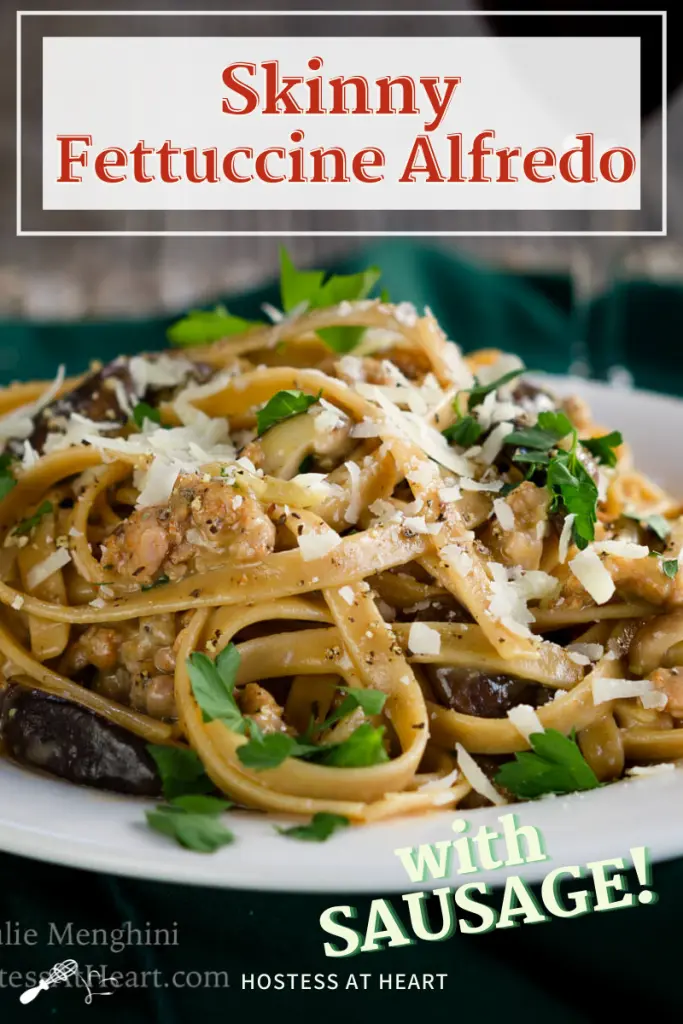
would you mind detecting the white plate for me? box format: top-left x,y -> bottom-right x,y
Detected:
1,375 -> 683,893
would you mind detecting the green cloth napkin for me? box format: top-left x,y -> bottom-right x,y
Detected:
1,242 -> 682,1023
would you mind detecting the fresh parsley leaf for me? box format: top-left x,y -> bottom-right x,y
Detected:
505,410 -> 573,453
580,430 -> 623,468
314,723 -> 389,768
315,686 -> 387,734
141,573 -> 170,591
662,559 -> 679,579
495,728 -> 599,799
132,402 -> 162,429
237,720 -> 319,771
624,512 -> 671,542
511,450 -> 552,467
277,813 -> 350,842
256,389 -> 321,436
279,247 -> 382,353
0,453 -> 17,501
466,368 -> 526,410
547,451 -> 598,549
379,287 -> 391,304
12,500 -> 53,536
146,795 -> 234,853
186,646 -> 246,734
167,305 -> 262,347
442,415 -> 483,448
147,745 -> 214,801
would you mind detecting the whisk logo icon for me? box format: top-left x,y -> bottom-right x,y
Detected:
19,960 -> 112,1006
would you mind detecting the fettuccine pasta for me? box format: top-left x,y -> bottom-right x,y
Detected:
1,291 -> 681,833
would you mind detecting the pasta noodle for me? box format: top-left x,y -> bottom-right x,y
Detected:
1,294 -> 682,828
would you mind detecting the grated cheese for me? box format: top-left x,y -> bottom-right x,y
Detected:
455,743 -> 507,806
338,585 -> 355,605
407,621 -> 441,656
440,543 -> 473,577
354,383 -> 471,476
492,497 -> 515,531
344,461 -> 362,524
479,421 -> 514,466
297,528 -> 342,562
566,642 -> 604,662
439,485 -> 462,503
417,767 -> 461,793
592,677 -> 653,705
569,547 -> 615,605
136,456 -> 183,508
558,514 -> 576,563
26,548 -> 72,591
11,595 -> 24,611
507,704 -> 544,742
460,477 -> 504,493
592,540 -> 649,559
641,690 -> 668,710
129,353 -> 195,396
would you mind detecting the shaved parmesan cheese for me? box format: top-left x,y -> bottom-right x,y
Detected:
417,767 -> 461,793
488,562 -> 535,638
297,528 -> 342,562
354,383 -> 471,476
440,543 -> 473,577
439,485 -> 462,503
627,763 -> 675,776
129,353 -> 195,396
641,690 -> 668,710
479,421 -> 514,466
455,743 -> 507,806
567,652 -> 590,666
21,440 -> 38,470
336,355 -> 364,381
136,456 -> 183,508
558,514 -> 576,563
338,585 -> 355,605
344,461 -> 362,524
592,677 -> 653,705
569,548 -> 615,605
407,621 -> 441,656
406,460 -> 440,489
507,705 -> 544,742
393,301 -> 419,327
11,594 -> 24,611
0,364 -> 65,442
460,477 -> 504,493
510,568 -> 560,602
593,540 -> 649,559
493,497 -> 515,531
566,642 -> 604,662
475,353 -> 524,388
402,516 -> 440,536
26,548 -> 71,591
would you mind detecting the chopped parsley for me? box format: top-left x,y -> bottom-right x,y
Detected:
314,722 -> 389,767
186,644 -> 246,735
0,453 -> 17,501
662,558 -> 679,579
465,368 -> 526,410
167,304 -> 263,347
305,685 -> 387,738
256,389 -> 321,436
280,247 -> 382,353
624,512 -> 671,542
141,573 -> 170,591
12,500 -> 53,536
277,813 -> 350,842
442,415 -> 483,448
132,402 -> 163,429
147,745 -> 214,801
580,430 -> 623,468
504,411 -> 600,549
495,729 -> 599,799
236,721 -> 320,771
146,795 -> 234,853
